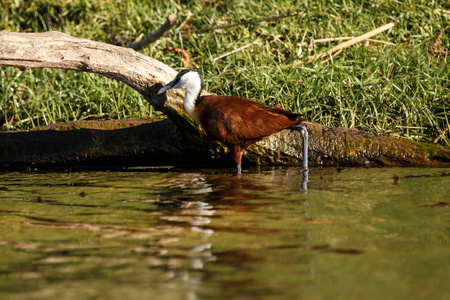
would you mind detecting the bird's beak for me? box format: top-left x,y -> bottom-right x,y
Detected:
157,80 -> 176,95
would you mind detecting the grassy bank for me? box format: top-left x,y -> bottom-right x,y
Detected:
1,0 -> 449,146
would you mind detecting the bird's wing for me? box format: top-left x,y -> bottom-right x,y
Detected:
200,96 -> 303,145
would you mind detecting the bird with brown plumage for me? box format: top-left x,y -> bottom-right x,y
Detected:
158,69 -> 308,173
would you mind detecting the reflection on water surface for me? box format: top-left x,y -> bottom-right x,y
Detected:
0,167 -> 449,300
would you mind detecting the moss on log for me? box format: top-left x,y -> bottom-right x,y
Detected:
0,117 -> 448,170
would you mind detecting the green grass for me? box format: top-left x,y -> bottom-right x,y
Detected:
1,0 -> 449,146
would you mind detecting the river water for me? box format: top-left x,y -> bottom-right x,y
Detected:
0,167 -> 449,300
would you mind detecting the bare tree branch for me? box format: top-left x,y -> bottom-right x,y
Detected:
126,14 -> 178,50
179,12 -> 305,35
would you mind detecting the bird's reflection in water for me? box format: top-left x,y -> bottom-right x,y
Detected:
159,168 -> 308,299
301,169 -> 309,193
160,173 -> 217,300
182,199 -> 216,300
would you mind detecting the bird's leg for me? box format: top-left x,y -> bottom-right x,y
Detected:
296,126 -> 309,192
298,126 -> 308,171
229,144 -> 245,174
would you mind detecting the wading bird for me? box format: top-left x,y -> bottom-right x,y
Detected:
158,69 -> 308,173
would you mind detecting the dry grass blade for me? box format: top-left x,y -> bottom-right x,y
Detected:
433,126 -> 449,144
320,48 -> 343,64
284,22 -> 395,68
432,26 -> 449,57
297,37 -> 397,47
311,22 -> 395,61
213,41 -> 261,62
164,46 -> 191,68
213,41 -> 261,74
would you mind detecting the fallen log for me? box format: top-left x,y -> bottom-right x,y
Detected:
0,31 -> 449,170
1,117 -> 449,170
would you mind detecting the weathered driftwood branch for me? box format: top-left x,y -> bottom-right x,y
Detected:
0,30 -> 210,137
0,31 -> 449,169
0,31 -> 186,121
126,14 -> 178,51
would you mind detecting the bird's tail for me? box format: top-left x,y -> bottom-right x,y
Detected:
292,114 -> 307,126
